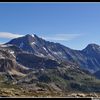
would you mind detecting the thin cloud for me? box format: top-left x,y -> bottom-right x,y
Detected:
0,32 -> 81,42
0,32 -> 24,39
41,33 -> 81,41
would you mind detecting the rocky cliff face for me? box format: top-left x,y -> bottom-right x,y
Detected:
0,45 -> 30,77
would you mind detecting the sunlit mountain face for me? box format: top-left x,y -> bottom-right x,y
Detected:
0,34 -> 100,97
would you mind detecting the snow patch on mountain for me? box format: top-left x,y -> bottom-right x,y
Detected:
10,51 -> 14,54
31,41 -> 36,45
31,34 -> 35,38
52,51 -> 63,55
43,47 -> 48,53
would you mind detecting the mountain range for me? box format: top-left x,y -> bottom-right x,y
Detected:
6,34 -> 100,73
0,34 -> 100,97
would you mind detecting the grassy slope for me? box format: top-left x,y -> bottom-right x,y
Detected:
0,67 -> 100,97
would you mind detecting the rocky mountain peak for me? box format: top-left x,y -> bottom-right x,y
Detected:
86,43 -> 100,49
82,43 -> 100,53
25,34 -> 37,38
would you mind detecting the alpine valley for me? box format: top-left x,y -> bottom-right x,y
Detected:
0,34 -> 100,97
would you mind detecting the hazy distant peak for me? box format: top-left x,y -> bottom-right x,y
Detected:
84,43 -> 100,50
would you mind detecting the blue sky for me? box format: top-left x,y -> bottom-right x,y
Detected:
0,2 -> 100,50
